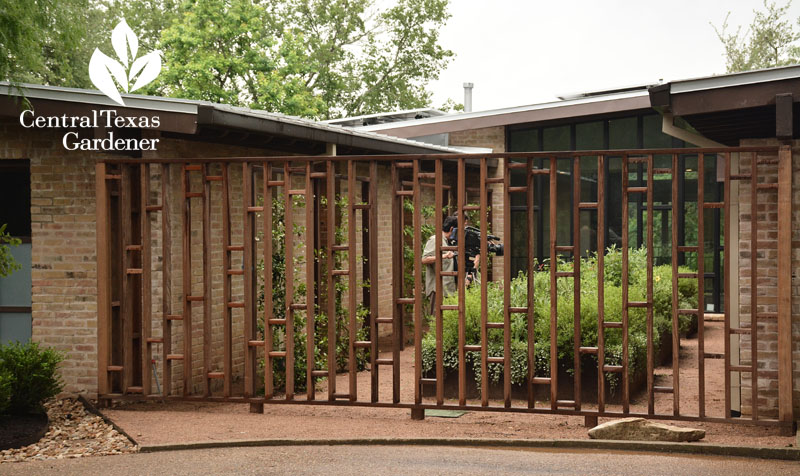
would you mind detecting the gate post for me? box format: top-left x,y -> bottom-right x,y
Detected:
95,161 -> 111,402
777,145 -> 794,432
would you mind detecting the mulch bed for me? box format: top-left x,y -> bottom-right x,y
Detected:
0,413 -> 49,451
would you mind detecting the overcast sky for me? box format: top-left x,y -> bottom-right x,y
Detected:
427,0 -> 800,111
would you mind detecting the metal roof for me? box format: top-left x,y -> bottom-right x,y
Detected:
667,64 -> 800,95
0,82 -> 459,154
350,90 -> 651,138
320,107 -> 448,127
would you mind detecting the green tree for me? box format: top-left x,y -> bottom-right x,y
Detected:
151,0 -> 452,119
713,0 -> 800,72
0,0 -> 98,88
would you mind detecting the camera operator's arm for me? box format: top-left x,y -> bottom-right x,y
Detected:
421,251 -> 453,265
422,234 -> 453,265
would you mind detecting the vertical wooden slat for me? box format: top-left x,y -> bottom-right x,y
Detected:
121,165 -> 133,394
434,158 -> 444,405
621,154 -> 630,413
369,161 -> 379,403
671,154 -> 681,415
221,163 -> 232,397
750,153 -> 758,421
549,156 -> 558,410
161,164 -> 172,396
347,160 -> 357,401
326,160 -> 337,401
503,158 -> 512,408
413,159 -> 422,406
181,164 -> 192,396
526,158 -> 535,409
307,162 -> 317,401
263,162 -> 274,399
457,157 -> 466,406
596,155 -> 606,413
646,154 -> 655,416
776,145 -> 794,425
202,163 -> 212,397
572,156 -> 582,410
140,163 -> 152,396
480,158 -> 489,407
724,152 -> 731,419
284,162 -> 295,400
243,162 -> 256,398
95,162 -> 111,397
697,153 -> 706,418
391,161 -> 403,404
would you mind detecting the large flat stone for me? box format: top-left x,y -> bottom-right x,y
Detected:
588,417 -> 705,442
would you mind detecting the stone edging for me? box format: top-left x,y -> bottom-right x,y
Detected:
137,437 -> 800,461
77,395 -> 140,447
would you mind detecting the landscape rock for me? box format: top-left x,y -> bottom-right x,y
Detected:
588,417 -> 705,442
0,398 -> 137,463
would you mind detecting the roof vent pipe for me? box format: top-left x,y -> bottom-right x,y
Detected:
463,82 -> 474,113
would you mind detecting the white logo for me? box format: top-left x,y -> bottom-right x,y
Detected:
89,19 -> 162,106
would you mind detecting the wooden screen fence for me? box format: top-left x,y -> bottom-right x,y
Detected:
95,146 -> 794,433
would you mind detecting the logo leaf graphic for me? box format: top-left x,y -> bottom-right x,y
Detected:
89,18 -> 162,106
89,48 -> 128,106
111,18 -> 138,67
129,50 -> 162,92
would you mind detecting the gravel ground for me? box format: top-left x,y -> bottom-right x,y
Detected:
103,323 -> 795,449
97,322 -> 795,450
0,398 -> 137,463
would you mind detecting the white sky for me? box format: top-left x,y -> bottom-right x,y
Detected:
428,0 -> 800,111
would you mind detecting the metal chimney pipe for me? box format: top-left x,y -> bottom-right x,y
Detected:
463,82 -> 474,113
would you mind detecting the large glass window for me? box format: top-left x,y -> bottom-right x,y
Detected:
505,112 -> 724,311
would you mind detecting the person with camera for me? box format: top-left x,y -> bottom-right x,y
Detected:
422,215 -> 481,316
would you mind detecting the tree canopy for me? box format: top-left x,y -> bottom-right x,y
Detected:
713,0 -> 800,72
2,0 -> 454,119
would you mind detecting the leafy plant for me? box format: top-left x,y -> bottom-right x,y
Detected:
257,192 -> 368,392
0,368 -> 12,415
0,223 -> 21,278
421,246 -> 698,393
0,341 -> 64,415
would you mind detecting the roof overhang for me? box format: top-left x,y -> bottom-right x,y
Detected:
648,65 -> 800,145
357,91 -> 652,138
0,82 -> 457,155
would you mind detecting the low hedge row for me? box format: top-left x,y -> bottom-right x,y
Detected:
421,246 -> 698,393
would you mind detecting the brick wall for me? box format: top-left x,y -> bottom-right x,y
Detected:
737,139 -> 800,418
448,126 -> 505,279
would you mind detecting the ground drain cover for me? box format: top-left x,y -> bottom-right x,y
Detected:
424,409 -> 467,418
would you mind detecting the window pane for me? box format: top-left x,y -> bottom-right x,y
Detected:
508,128 -> 538,152
543,125 -> 570,151
609,117 -> 637,149
576,121 -> 604,150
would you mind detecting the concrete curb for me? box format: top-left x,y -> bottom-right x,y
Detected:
138,437 -> 800,461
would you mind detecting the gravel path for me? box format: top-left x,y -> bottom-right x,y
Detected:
103,324 -> 795,449
0,399 -> 137,463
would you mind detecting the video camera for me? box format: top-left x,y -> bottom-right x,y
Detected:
448,226 -> 503,280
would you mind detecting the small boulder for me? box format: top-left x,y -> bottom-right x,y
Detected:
588,417 -> 705,442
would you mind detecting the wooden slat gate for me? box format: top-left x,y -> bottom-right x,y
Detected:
95,146 -> 794,433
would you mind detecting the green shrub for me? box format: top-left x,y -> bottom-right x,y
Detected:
0,341 -> 64,414
0,367 -> 12,414
257,194 -> 369,392
422,246 -> 698,393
